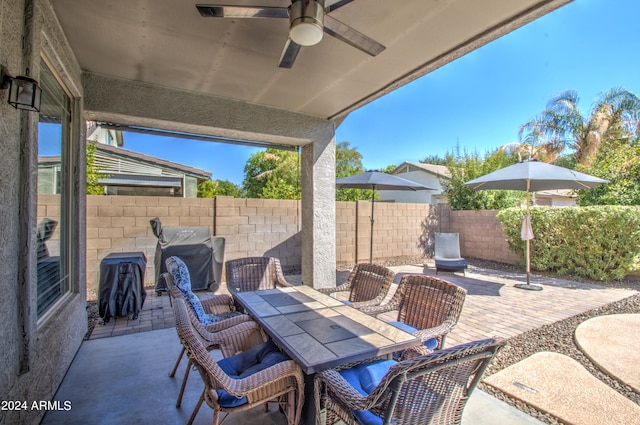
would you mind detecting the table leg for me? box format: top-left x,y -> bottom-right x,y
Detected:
302,372 -> 318,425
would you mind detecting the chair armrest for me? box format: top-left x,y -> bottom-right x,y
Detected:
202,314 -> 252,334
349,293 -> 386,310
224,359 -> 304,399
210,320 -> 266,357
413,322 -> 455,348
317,281 -> 353,295
398,345 -> 432,360
317,369 -> 380,412
358,302 -> 396,317
276,275 -> 295,287
201,294 -> 235,313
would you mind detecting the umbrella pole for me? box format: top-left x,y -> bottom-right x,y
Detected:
526,239 -> 531,285
370,188 -> 375,263
515,186 -> 542,291
526,188 -> 531,285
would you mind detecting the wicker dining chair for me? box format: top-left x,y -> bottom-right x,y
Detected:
225,257 -> 294,297
167,283 -> 255,408
359,274 -> 466,351
315,338 -> 505,425
172,297 -> 305,425
163,260 -> 252,407
318,263 -> 395,310
166,256 -> 244,323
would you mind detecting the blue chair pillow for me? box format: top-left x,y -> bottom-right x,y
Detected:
215,341 -> 290,408
389,321 -> 439,351
167,256 -> 239,325
338,359 -> 397,425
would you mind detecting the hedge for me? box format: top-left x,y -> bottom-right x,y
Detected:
496,206 -> 640,281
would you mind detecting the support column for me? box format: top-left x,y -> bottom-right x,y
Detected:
301,135 -> 336,289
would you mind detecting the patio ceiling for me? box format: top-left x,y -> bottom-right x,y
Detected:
50,0 -> 572,124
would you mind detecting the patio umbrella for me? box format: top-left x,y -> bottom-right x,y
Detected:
464,159 -> 608,290
336,171 -> 434,263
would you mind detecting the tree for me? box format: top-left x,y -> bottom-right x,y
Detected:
197,179 -> 239,198
242,148 -> 301,199
241,142 -> 379,200
86,141 -> 105,195
379,164 -> 397,174
519,88 -> 640,166
577,137 -> 640,205
335,141 -> 373,201
439,145 -> 522,210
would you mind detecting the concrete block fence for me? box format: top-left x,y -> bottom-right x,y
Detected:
64,195 -> 516,298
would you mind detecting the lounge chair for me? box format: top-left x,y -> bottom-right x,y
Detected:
434,232 -> 468,276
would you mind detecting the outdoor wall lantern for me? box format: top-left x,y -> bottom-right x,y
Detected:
1,67 -> 42,112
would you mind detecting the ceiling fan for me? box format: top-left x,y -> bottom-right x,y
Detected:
196,0 -> 386,68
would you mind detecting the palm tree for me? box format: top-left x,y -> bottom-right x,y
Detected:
519,88 -> 640,165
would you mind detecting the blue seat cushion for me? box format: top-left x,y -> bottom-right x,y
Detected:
389,321 -> 439,351
215,341 -> 289,408
338,359 -> 397,425
435,259 -> 468,271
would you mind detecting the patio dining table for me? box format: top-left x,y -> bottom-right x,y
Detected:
233,285 -> 421,424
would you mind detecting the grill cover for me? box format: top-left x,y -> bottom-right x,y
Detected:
150,217 -> 224,292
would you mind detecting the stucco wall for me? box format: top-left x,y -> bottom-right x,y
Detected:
0,0 -> 27,416
0,2 -> 87,424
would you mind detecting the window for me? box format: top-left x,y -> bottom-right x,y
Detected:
36,59 -> 71,316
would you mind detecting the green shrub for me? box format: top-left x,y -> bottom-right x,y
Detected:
497,206 -> 640,281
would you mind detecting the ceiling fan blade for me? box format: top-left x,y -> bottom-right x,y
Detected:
196,4 -> 288,19
278,39 -> 302,69
323,15 -> 385,57
325,0 -> 356,13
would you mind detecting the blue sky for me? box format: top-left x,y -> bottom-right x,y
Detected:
120,0 -> 640,184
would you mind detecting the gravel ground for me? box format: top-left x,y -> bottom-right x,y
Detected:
466,258 -> 640,424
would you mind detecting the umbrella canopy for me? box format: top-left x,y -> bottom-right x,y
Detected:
336,171 -> 434,263
336,171 -> 434,191
463,159 -> 608,290
464,159 -> 608,191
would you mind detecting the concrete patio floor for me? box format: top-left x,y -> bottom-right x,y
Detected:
44,262 -> 637,425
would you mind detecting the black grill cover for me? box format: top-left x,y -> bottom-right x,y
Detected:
99,252 -> 147,322
150,217 -> 224,292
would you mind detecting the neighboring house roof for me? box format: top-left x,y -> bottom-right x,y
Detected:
391,161 -> 451,180
39,145 -> 212,197
94,143 -> 211,180
38,156 -> 61,165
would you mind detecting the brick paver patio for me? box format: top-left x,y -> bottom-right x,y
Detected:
89,261 -> 637,345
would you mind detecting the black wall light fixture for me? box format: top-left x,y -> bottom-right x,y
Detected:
1,66 -> 42,112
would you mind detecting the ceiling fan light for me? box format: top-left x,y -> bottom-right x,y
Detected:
289,1 -> 324,46
290,21 -> 323,46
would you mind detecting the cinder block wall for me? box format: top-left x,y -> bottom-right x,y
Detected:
77,195 -> 517,297
335,201 -> 434,264
86,195 -> 216,297
450,209 -> 519,264
215,196 -> 302,268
